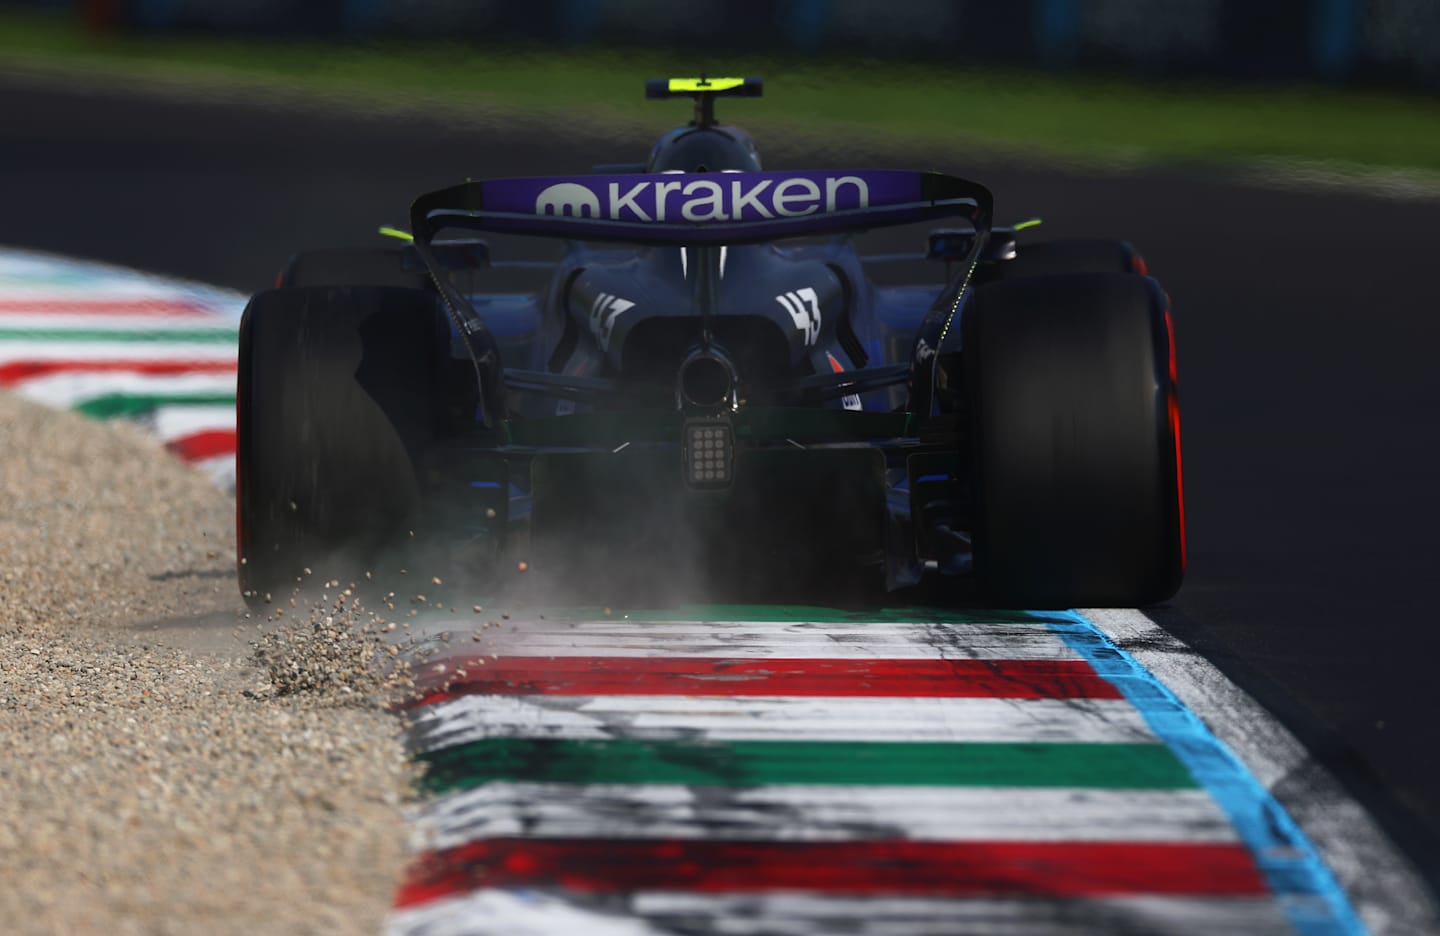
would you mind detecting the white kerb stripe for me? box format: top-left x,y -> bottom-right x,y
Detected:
192,454 -> 236,487
0,279 -> 239,303
0,248 -> 247,311
410,695 -> 1156,749
12,371 -> 236,407
448,619 -> 1078,660
0,314 -> 238,331
149,404 -> 235,441
388,892 -> 1294,936
0,282 -> 229,301
388,889 -> 669,936
0,341 -> 238,364
635,894 -> 1300,936
410,783 -> 1237,850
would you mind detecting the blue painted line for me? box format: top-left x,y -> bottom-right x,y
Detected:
469,481 -> 502,489
1048,611 -> 1365,935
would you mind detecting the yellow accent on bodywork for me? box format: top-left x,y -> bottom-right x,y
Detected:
668,77 -> 746,93
1012,217 -> 1043,231
378,225 -> 414,242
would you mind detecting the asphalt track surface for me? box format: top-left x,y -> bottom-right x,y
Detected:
3,78 -> 1438,904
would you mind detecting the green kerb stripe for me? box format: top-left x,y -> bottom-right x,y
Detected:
77,393 -> 236,419
0,328 -> 236,343
418,739 -> 1196,795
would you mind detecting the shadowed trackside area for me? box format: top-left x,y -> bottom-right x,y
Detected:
2,78 -> 1438,903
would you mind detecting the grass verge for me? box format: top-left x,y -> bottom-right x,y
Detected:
3,9 -> 1440,175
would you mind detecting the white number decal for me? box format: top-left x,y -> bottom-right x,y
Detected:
775,287 -> 822,347
589,292 -> 635,352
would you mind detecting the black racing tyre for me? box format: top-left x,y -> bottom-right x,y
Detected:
985,239 -> 1148,282
277,248 -> 431,290
963,272 -> 1184,607
236,285 -> 450,606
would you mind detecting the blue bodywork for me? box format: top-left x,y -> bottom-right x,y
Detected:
457,238 -> 947,416
423,229 -> 966,593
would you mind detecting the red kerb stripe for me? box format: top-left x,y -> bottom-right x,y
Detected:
410,656 -> 1120,704
166,430 -> 236,461
0,298 -> 212,317
394,838 -> 1267,908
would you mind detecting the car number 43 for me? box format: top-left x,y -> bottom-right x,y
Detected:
776,287 -> 822,347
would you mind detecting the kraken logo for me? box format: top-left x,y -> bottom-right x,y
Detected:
532,175 -> 872,223
535,183 -> 601,217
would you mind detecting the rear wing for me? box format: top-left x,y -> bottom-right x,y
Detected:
408,169 -> 993,428
410,169 -> 991,248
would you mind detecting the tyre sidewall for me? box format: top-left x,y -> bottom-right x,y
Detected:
964,272 -> 1183,607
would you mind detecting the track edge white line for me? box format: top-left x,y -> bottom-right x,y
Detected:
1080,607 -> 1439,936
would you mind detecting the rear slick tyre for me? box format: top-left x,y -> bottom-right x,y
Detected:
236,285 -> 447,607
964,272 -> 1184,608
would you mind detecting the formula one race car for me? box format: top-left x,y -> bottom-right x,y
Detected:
236,77 -> 1184,609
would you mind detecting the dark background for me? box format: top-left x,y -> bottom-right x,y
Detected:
22,0 -> 1440,90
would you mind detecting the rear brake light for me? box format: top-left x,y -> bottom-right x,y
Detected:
683,420 -> 733,488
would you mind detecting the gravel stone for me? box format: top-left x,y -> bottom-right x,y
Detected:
0,392 -> 415,935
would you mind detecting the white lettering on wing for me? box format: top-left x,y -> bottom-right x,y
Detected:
825,175 -> 870,211
681,179 -> 727,222
608,182 -> 652,222
731,179 -> 774,219
772,178 -> 822,217
532,174 -> 874,226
